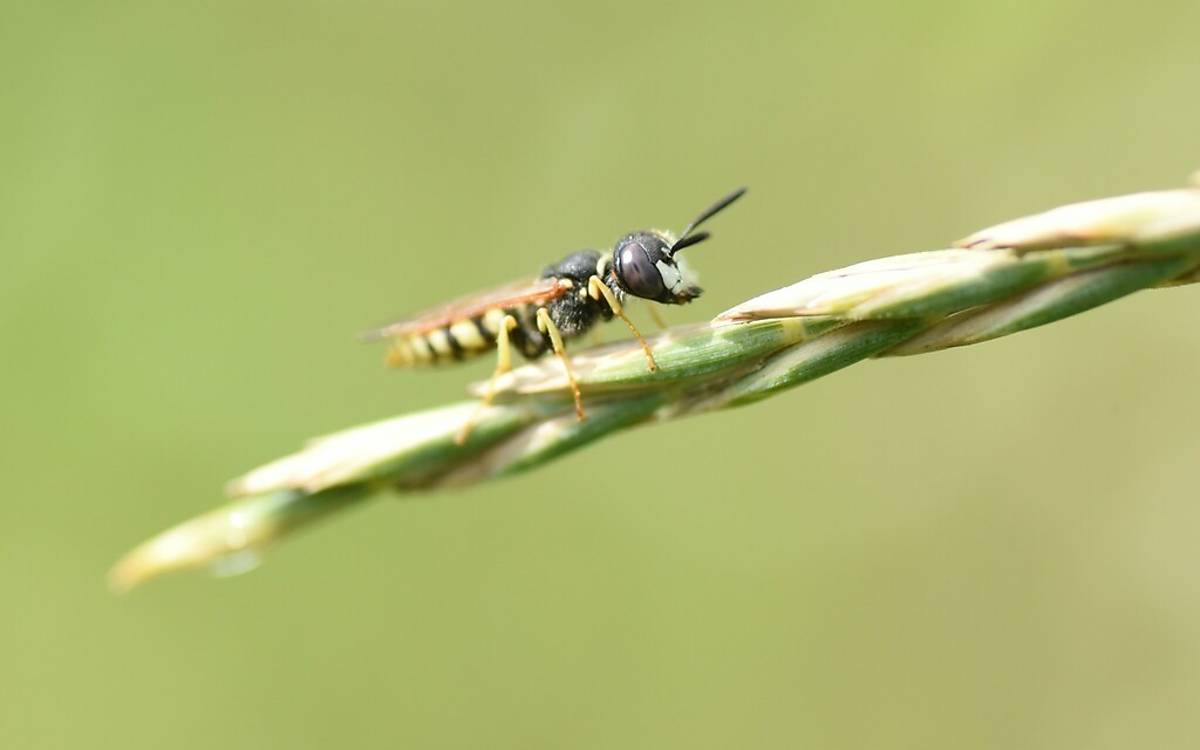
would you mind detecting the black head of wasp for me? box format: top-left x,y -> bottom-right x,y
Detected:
364,187 -> 747,443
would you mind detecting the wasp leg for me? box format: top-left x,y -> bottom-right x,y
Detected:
587,276 -> 658,372
646,304 -> 668,331
536,307 -> 585,421
455,314 -> 518,445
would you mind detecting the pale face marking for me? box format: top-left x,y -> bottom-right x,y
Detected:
656,259 -> 682,293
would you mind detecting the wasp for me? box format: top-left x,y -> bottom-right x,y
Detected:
364,187 -> 746,443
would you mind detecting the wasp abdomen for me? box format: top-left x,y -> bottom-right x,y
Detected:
386,307 -> 537,368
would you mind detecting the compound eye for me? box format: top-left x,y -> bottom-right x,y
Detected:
616,242 -> 667,300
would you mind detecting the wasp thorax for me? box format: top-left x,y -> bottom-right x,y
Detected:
612,232 -> 701,304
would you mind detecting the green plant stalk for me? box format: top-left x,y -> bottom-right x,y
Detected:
110,179 -> 1200,591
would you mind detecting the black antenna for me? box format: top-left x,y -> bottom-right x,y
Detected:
670,186 -> 747,255
668,231 -> 711,254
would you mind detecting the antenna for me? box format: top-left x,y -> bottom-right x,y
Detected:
670,187 -> 747,255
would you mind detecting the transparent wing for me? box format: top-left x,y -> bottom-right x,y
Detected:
361,277 -> 566,340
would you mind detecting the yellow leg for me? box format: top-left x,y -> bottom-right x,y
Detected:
537,307 -> 585,421
455,315 -> 517,445
646,304 -> 668,331
588,276 -> 658,372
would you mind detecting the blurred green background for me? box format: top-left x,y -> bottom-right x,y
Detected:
5,1 -> 1200,747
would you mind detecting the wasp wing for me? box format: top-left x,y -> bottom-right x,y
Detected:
361,277 -> 568,340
